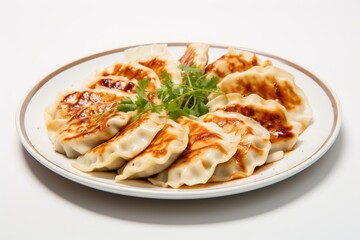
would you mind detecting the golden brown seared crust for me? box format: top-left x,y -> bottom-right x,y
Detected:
60,107 -> 123,141
219,104 -> 294,143
221,76 -> 302,111
88,77 -> 137,93
205,54 -> 257,78
205,50 -> 272,81
231,141 -> 251,173
54,90 -> 126,142
132,124 -> 177,158
102,63 -> 151,80
88,62 -> 160,93
178,43 -> 209,71
201,114 -> 265,174
138,58 -> 168,82
90,113 -> 152,156
179,47 -> 196,67
174,117 -> 227,165
57,90 -> 122,120
201,115 -> 247,135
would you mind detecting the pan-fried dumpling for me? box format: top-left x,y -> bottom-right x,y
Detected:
87,75 -> 138,99
179,43 -> 209,72
45,90 -> 133,158
115,119 -> 189,181
205,48 -> 272,83
148,116 -> 240,188
201,110 -> 271,181
124,44 -> 182,84
207,93 -> 302,162
73,113 -> 167,172
217,66 -> 312,133
87,61 -> 162,101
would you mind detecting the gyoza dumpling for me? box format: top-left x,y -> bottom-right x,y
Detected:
87,61 -> 162,101
73,113 -> 167,172
207,93 -> 302,162
148,116 -> 240,188
115,119 -> 189,181
217,66 -> 313,133
205,48 -> 272,83
45,89 -> 133,158
201,111 -> 271,182
124,44 -> 182,84
179,43 -> 209,72
87,75 -> 138,99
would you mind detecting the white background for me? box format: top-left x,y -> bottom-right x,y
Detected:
1,0 -> 359,239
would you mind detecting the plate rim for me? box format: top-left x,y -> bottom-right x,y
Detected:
16,42 -> 342,199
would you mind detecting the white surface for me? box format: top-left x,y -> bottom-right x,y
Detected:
17,44 -> 340,199
1,0 -> 358,239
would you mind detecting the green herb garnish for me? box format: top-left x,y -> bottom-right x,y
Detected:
117,79 -> 163,121
117,65 -> 222,121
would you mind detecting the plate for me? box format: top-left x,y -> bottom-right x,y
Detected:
16,43 -> 341,199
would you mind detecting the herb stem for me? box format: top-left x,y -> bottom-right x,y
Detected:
116,65 -> 221,121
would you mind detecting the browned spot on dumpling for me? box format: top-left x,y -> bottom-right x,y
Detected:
174,117 -> 227,165
205,51 -> 272,81
60,107 -> 123,141
178,143 -> 228,165
88,77 -> 137,93
90,113 -> 152,156
178,43 -> 209,71
103,64 -> 143,79
206,55 -> 256,79
202,115 -> 246,135
177,117 -> 222,148
57,91 -> 121,120
222,76 -> 302,110
134,124 -> 178,158
201,159 -> 210,169
100,63 -> 159,92
139,59 -> 168,82
231,141 -> 252,173
201,114 -> 259,173
220,104 -> 294,143
179,47 -> 196,67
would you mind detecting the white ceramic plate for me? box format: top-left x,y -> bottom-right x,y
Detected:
16,43 -> 341,199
